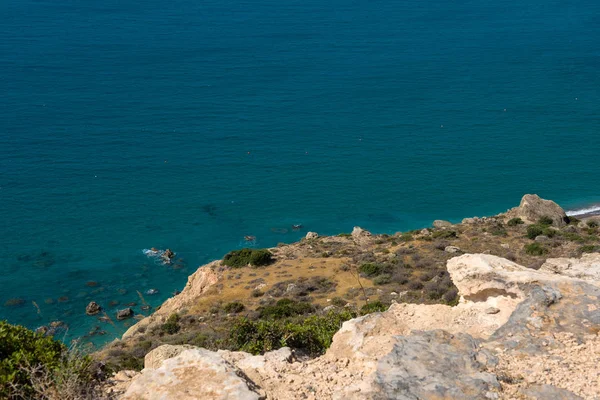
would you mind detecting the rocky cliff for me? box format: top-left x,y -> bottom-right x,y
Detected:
102,195 -> 600,399
107,251 -> 600,399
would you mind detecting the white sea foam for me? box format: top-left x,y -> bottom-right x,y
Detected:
566,205 -> 600,216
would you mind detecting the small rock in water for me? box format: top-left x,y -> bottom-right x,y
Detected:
85,281 -> 99,287
109,300 -> 120,307
35,326 -> 49,335
125,302 -> 137,307
116,308 -> 134,320
57,296 -> 69,303
141,305 -> 151,311
85,301 -> 102,316
161,249 -> 175,264
146,288 -> 159,295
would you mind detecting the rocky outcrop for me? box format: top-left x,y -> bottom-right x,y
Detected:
433,219 -> 453,228
114,253 -> 600,399
305,232 -> 318,240
122,263 -> 220,340
505,194 -> 569,226
116,308 -> 133,320
144,344 -> 197,369
122,349 -> 261,400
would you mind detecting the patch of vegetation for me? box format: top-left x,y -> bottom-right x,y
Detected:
398,233 -> 414,242
373,274 -> 392,285
223,248 -> 273,268
360,301 -> 388,315
507,217 -> 524,226
490,225 -> 508,237
0,321 -> 98,399
431,230 -> 457,239
230,310 -> 356,356
358,263 -> 385,277
526,224 -> 557,239
223,302 -> 246,314
524,243 -> 548,256
161,313 -> 181,335
330,297 -> 347,307
258,298 -> 315,319
538,216 -> 554,226
581,245 -> 600,254
337,233 -> 352,238
588,220 -> 599,228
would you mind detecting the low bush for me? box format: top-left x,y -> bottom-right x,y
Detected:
373,274 -> 392,285
360,301 -> 388,315
538,216 -> 554,226
507,217 -> 524,226
526,224 -> 557,240
161,313 -> 181,335
258,298 -> 314,319
230,310 -> 356,356
330,297 -> 347,307
223,248 -> 273,268
581,245 -> 600,253
358,263 -> 383,277
398,233 -> 414,242
431,230 -> 457,239
223,302 -> 245,314
524,243 -> 548,256
588,221 -> 599,228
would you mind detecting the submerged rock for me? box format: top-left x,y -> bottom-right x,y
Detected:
86,301 -> 102,315
116,308 -> 134,320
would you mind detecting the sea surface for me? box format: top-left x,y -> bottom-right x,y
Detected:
1,0 -> 600,346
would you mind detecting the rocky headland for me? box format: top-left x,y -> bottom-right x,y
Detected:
98,195 -> 600,399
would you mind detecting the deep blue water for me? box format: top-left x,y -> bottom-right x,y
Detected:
1,0 -> 600,346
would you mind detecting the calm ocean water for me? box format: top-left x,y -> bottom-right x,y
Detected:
1,0 -> 599,345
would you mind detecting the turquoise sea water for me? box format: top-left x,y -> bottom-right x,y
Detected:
1,0 -> 600,346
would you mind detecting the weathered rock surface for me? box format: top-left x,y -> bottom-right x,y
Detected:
144,344 -> 197,369
305,231 -> 318,240
122,349 -> 261,400
115,253 -> 600,400
116,308 -> 133,320
122,263 -> 220,339
433,219 -> 453,228
505,194 -> 569,226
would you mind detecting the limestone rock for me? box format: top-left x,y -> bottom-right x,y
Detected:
505,194 -> 569,227
144,344 -> 197,369
351,226 -> 371,238
116,308 -> 133,320
540,253 -> 600,283
123,349 -> 260,400
534,235 -> 550,243
433,220 -> 453,228
86,301 -> 101,315
445,245 -> 461,253
305,232 -> 319,240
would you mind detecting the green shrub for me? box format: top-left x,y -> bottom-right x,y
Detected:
358,263 -> 383,277
161,313 -> 180,334
524,243 -> 548,256
581,245 -> 600,253
398,233 -> 414,242
230,310 -> 355,356
337,233 -> 352,238
330,297 -> 347,307
373,274 -> 392,285
360,301 -> 388,315
490,226 -> 508,237
588,221 -> 599,228
258,298 -> 314,319
568,216 -> 580,225
538,216 -> 554,226
223,248 -> 273,268
507,217 -> 524,226
431,230 -> 457,239
526,224 -> 557,240
223,302 -> 246,314
0,321 -> 66,397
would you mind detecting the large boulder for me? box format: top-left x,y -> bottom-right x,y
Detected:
505,194 -> 569,227
122,349 -> 261,400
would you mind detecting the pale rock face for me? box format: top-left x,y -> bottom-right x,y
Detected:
144,344 -> 197,369
305,231 -> 319,240
433,219 -> 453,228
122,349 -> 260,400
540,253 -> 600,283
445,245 -> 461,253
505,194 -> 569,227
